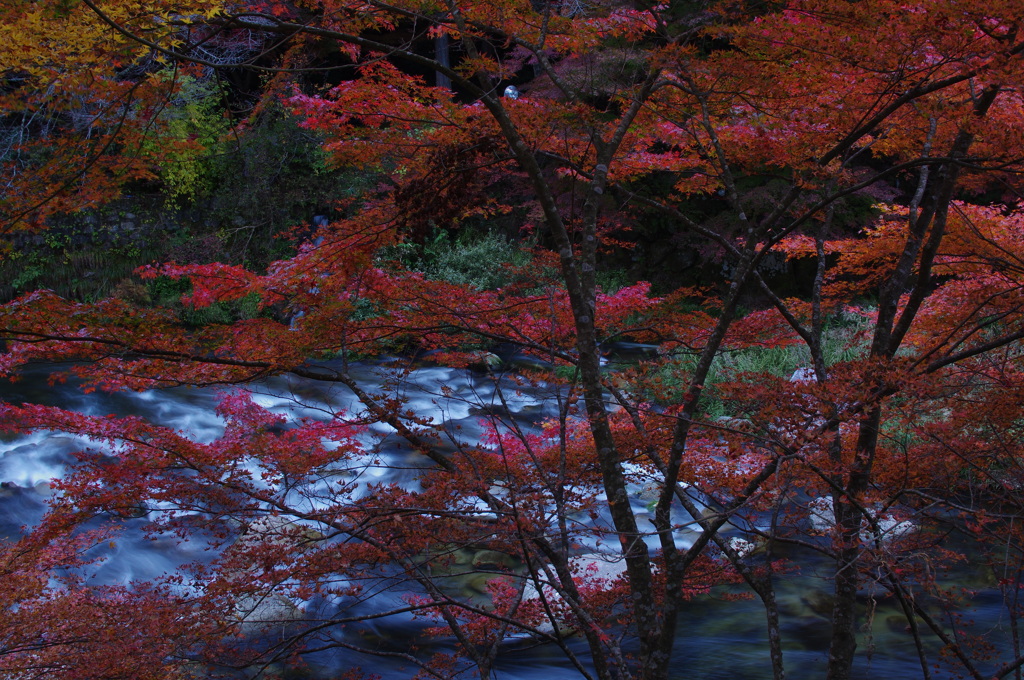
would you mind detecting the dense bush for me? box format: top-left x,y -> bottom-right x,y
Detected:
379,229 -> 534,290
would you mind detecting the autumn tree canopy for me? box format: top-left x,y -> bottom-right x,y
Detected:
2,0 -> 1024,679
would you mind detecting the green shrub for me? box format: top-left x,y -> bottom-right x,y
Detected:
140,73 -> 231,206
380,230 -> 532,291
425,232 -> 531,290
203,109 -> 375,270
146,276 -> 263,327
596,267 -> 631,294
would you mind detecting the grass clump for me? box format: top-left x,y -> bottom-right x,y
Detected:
379,229 -> 533,291
646,312 -> 872,418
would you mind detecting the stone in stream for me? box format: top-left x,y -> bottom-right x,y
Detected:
472,550 -> 520,570
807,496 -> 915,545
501,554 -> 629,637
467,351 -> 503,372
426,545 -> 629,637
226,516 -> 324,628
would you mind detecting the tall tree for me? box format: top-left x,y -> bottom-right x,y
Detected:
2,0 -> 1024,678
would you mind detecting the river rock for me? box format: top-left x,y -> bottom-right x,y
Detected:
790,367 -> 818,382
507,554 -> 629,635
468,351 -> 503,372
727,536 -> 763,558
807,496 -> 915,545
472,549 -> 519,570
227,516 -> 323,628
233,591 -> 304,626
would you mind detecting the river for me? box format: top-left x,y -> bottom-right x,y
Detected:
0,357 -> 1013,679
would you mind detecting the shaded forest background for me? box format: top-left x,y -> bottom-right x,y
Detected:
1,15 -> 898,313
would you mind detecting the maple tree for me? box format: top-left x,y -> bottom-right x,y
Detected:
3,0 -> 1024,679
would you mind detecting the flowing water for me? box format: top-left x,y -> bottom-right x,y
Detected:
0,357 -> 1014,679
